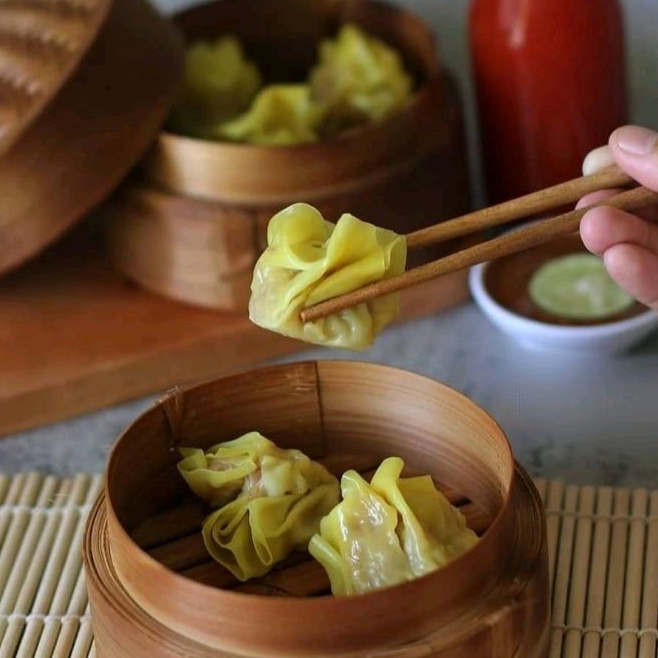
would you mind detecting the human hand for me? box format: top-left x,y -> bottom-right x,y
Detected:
578,125 -> 658,311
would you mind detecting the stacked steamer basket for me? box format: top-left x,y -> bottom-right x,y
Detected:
83,361 -> 550,658
103,0 -> 472,310
0,0 -> 183,275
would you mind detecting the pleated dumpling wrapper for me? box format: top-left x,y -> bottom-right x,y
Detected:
310,23 -> 413,137
167,36 -> 262,139
308,456 -> 478,595
249,203 -> 407,350
178,432 -> 339,581
218,84 -> 322,146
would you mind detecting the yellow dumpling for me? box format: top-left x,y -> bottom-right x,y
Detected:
167,36 -> 261,139
177,438 -> 258,508
310,23 -> 413,136
178,432 -> 339,580
217,85 -> 322,146
308,457 -> 478,595
249,203 -> 406,350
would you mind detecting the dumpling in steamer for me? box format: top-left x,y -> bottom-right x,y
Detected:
178,432 -> 339,581
166,36 -> 261,139
217,84 -> 322,146
310,23 -> 413,137
249,202 -> 406,350
308,457 -> 478,595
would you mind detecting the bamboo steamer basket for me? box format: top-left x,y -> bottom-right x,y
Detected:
83,360 -> 550,658
104,0 -> 472,311
0,0 -> 183,276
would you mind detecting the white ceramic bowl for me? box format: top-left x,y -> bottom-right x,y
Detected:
469,257 -> 658,354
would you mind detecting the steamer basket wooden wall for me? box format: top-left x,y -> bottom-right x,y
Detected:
104,0 -> 472,310
83,361 -> 550,658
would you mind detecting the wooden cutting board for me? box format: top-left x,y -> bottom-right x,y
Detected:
0,223 -> 470,437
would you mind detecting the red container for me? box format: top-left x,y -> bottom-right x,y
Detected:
470,0 -> 626,203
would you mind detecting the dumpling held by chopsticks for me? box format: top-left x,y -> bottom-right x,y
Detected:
249,202 -> 406,350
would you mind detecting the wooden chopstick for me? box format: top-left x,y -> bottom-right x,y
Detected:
300,184 -> 658,323
405,164 -> 633,249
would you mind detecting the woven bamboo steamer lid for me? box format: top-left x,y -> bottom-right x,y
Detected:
83,361 -> 551,658
0,0 -> 183,276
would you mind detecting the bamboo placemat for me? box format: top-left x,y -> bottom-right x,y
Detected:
0,474 -> 656,658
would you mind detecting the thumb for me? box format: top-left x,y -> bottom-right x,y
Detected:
609,125 -> 658,191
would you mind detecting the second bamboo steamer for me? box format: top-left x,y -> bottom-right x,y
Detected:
104,0 -> 472,311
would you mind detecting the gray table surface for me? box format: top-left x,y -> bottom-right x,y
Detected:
1,302 -> 657,488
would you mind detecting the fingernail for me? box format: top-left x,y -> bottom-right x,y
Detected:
614,125 -> 658,156
582,145 -> 614,175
